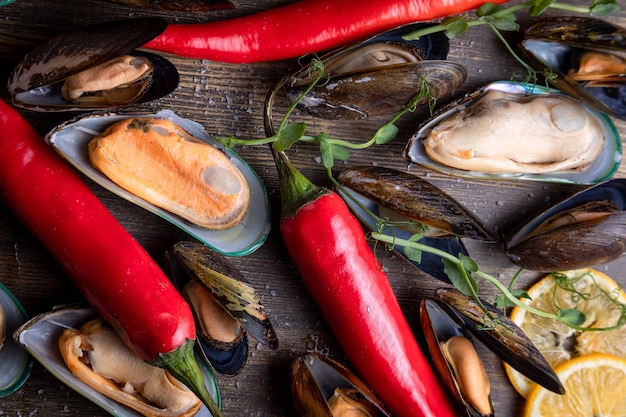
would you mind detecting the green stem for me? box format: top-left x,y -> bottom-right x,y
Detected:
372,232 -> 562,321
549,3 -> 591,13
487,23 -> 538,80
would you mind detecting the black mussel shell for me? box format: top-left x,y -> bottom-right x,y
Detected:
285,23 -> 465,120
435,288 -> 565,395
520,16 -> 626,120
336,166 -> 494,283
338,166 -> 497,242
291,353 -> 391,417
170,241 -> 278,350
7,18 -> 178,111
165,249 -> 249,376
505,179 -> 626,271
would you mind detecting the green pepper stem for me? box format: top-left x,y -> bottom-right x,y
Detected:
264,75 -> 328,218
150,340 -> 223,417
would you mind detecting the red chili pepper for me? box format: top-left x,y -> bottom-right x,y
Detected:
0,99 -> 222,417
272,148 -> 457,417
144,0 -> 509,63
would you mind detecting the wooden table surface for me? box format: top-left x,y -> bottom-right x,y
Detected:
1,1 -> 625,416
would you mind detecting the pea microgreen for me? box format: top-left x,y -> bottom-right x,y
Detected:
216,0 -> 626,331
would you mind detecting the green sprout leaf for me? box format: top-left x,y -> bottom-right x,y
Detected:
319,134 -> 350,169
476,2 -> 504,16
275,122 -> 306,152
590,0 -> 620,15
443,258 -> 477,296
529,0 -> 557,16
557,308 -> 587,326
373,123 -> 400,145
442,15 -> 471,38
459,253 -> 479,273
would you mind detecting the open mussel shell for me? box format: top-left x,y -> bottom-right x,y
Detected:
0,281 -> 32,397
336,166 -> 496,282
14,306 -> 220,417
7,18 -> 178,112
505,178 -> 626,271
420,299 -> 493,417
520,16 -> 626,120
405,80 -> 621,184
284,23 -> 466,120
166,241 -> 278,375
45,109 -> 271,256
434,288 -> 564,395
291,352 -> 391,417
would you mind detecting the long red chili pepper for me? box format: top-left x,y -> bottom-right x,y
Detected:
271,147 -> 456,417
0,99 -> 222,417
143,0 -> 510,63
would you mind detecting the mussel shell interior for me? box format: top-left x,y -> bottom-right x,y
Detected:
405,81 -> 621,184
14,306 -> 221,417
291,353 -> 391,417
358,23 -> 451,61
419,299 -> 493,417
45,109 -> 271,256
0,281 -> 32,397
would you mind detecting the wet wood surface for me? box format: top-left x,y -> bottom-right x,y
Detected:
0,1 -> 625,416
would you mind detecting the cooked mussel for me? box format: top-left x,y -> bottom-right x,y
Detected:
520,16 -> 626,120
166,241 -> 278,376
60,317 -> 202,417
45,109 -> 271,256
336,166 -> 496,282
420,299 -> 493,417
14,306 -> 220,417
405,81 -> 621,184
433,288 -> 564,396
284,24 -> 466,120
89,117 -> 251,230
505,178 -> 626,271
291,352 -> 391,417
7,18 -> 178,111
0,281 -> 32,397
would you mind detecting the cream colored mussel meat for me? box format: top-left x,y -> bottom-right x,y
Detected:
59,318 -> 201,417
89,118 -> 250,230
61,55 -> 153,106
422,90 -> 605,174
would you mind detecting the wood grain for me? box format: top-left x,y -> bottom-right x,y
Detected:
0,1 -> 625,416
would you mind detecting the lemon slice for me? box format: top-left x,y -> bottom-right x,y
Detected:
505,268 -> 626,397
524,353 -> 626,417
